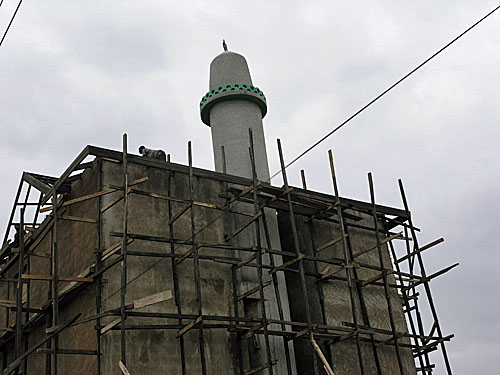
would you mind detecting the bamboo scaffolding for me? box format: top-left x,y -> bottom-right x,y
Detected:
0,138 -> 455,375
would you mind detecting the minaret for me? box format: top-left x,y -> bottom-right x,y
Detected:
200,45 -> 270,181
200,45 -> 296,374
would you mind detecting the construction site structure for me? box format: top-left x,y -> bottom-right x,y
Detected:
0,47 -> 456,375
0,138 -> 456,374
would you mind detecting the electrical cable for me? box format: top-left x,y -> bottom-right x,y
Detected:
0,0 -> 23,48
268,3 -> 500,181
101,4 -> 500,303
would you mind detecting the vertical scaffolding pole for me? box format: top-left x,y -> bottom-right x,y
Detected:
343,226 -> 383,375
167,155 -> 187,375
22,186 -> 31,375
14,209 -> 24,364
401,225 -> 433,371
277,139 -> 319,375
51,187 -> 59,375
260,212 -> 293,375
222,145 -> 245,375
367,173 -> 404,374
249,130 -> 273,375
187,142 -> 207,375
382,220 -> 429,372
95,157 -> 103,375
327,150 -> 365,375
398,180 -> 453,375
301,167 -> 334,368
120,134 -> 129,366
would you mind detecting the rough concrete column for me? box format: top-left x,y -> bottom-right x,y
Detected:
201,51 -> 270,181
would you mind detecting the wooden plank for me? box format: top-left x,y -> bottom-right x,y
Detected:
316,235 -> 347,253
12,249 -> 51,258
129,189 -> 183,204
59,215 -> 97,224
362,270 -> 395,287
336,330 -> 358,343
306,201 -> 340,222
292,324 -> 318,340
101,318 -> 121,334
311,339 -> 335,375
376,332 -> 406,347
261,187 -> 294,207
229,181 -> 262,203
241,320 -> 273,340
176,248 -> 193,265
236,248 -> 265,269
21,274 -> 93,283
403,263 -> 459,291
270,254 -> 305,274
0,300 -> 16,308
101,239 -> 134,261
353,232 -> 402,259
320,264 -> 355,281
177,316 -> 202,338
129,176 -> 149,186
237,281 -> 271,301
168,202 -> 192,225
36,348 -> 98,355
45,324 -> 60,334
244,360 -> 278,375
133,290 -> 173,309
225,212 -> 262,241
110,176 -> 150,189
100,194 -> 124,214
396,238 -> 444,264
40,188 -> 117,213
42,177 -> 148,213
413,334 -> 454,354
119,360 -> 131,375
193,201 -> 217,209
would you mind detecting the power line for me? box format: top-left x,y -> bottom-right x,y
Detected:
268,4 -> 500,181
102,4 -> 500,303
0,0 -> 23,48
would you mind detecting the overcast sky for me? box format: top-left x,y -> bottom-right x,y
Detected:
1,1 -> 499,373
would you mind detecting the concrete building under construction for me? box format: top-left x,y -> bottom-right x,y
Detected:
0,47 -> 455,375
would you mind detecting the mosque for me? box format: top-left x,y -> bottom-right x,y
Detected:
0,45 -> 453,374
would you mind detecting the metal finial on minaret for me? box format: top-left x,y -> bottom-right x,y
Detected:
222,39 -> 228,51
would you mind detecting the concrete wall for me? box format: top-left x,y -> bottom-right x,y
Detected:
0,156 -> 417,375
277,210 -> 416,375
100,159 -> 238,374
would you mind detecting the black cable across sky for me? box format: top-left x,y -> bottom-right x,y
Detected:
268,4 -> 500,181
0,0 -> 24,48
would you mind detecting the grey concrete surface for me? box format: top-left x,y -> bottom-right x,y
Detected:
204,51 -> 271,182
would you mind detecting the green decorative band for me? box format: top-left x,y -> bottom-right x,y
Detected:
200,83 -> 266,107
200,83 -> 267,126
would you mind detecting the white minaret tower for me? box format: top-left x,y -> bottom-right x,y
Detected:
201,44 -> 296,374
200,46 -> 270,181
